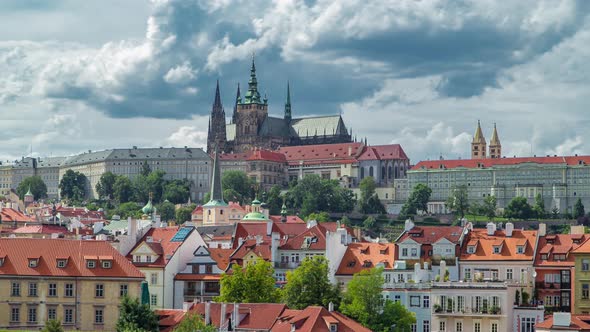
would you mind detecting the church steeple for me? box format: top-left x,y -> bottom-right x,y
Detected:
471,120 -> 487,159
232,83 -> 241,124
489,123 -> 501,159
206,80 -> 227,153
243,55 -> 262,104
208,145 -> 224,204
284,82 -> 292,122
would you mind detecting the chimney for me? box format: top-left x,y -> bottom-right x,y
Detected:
486,222 -> 496,236
128,217 -> 137,240
348,146 -> 352,156
266,220 -> 272,236
255,235 -> 263,245
505,222 -> 514,237
220,302 -> 226,329
205,302 -> 211,325
233,303 -> 240,328
404,219 -> 415,232
538,223 -> 546,237
328,302 -> 334,312
553,312 -> 571,327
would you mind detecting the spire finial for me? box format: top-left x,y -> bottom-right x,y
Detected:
244,54 -> 261,104
213,79 -> 222,109
284,81 -> 292,122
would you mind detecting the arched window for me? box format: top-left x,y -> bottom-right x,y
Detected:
388,166 -> 392,179
381,166 -> 386,179
395,166 -> 399,178
369,166 -> 374,177
360,167 -> 365,179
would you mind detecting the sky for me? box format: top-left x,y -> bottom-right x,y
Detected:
1,0 -> 590,164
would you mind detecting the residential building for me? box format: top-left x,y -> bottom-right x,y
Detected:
127,226 -> 205,309
536,313 -> 590,332
218,149 -> 288,190
206,58 -> 352,154
335,242 -> 395,288
572,235 -> 590,314
0,238 -> 144,331
534,224 -> 587,313
383,284 -> 432,332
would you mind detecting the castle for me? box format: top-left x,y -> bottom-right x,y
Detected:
471,120 -> 502,159
207,58 -> 352,153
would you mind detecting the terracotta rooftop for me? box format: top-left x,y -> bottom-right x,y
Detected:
271,306 -> 371,332
336,242 -> 395,275
397,225 -> 464,245
0,238 -> 143,278
0,207 -> 36,223
357,144 -> 408,161
11,224 -> 74,235
460,229 -> 537,261
127,226 -> 193,268
535,314 -> 590,331
412,155 -> 590,171
208,247 -> 233,270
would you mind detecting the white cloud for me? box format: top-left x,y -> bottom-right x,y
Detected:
164,61 -> 198,84
165,126 -> 208,148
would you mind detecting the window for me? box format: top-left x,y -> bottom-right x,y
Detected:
410,324 -> 417,332
28,307 -> 37,323
402,248 -> 408,256
583,259 -> 590,271
467,246 -> 475,254
329,323 -> 338,332
151,273 -> 158,285
65,283 -> 74,297
47,307 -> 57,320
120,284 -> 128,297
95,284 -> 104,298
11,282 -> 20,296
410,296 -> 420,307
423,320 -> 430,332
464,268 -> 471,280
94,308 -> 104,324
520,317 -> 535,332
517,246 -> 524,254
57,259 -> 67,268
506,268 -> 513,280
491,322 -> 498,332
439,321 -> 446,332
423,295 -> 430,308
28,282 -> 37,296
457,296 -> 465,312
151,294 -> 158,306
29,258 -> 39,268
48,283 -> 57,297
102,260 -> 112,269
64,308 -> 74,324
10,307 -> 20,322
583,284 -> 589,299
493,246 -> 500,254
456,321 -> 463,332
394,295 -> 401,303
474,321 -> 481,332
411,248 -> 418,257
87,260 -> 96,268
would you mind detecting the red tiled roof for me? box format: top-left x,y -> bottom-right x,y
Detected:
269,215 -> 305,223
0,238 -> 143,278
189,303 -> 288,329
460,229 -> 537,261
230,239 -> 272,263
208,247 -> 233,270
271,306 -> 371,332
156,309 -> 187,332
174,274 -> 221,281
572,236 -> 590,254
357,144 -> 408,161
247,149 -> 287,163
412,155 -> 590,171
535,314 -> 590,330
11,224 -> 73,235
56,207 -> 104,219
398,226 -> 464,245
336,242 -> 395,275
279,142 -> 363,165
127,227 -> 190,268
0,207 -> 35,223
537,234 -> 590,267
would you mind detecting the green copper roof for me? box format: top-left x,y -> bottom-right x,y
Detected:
251,199 -> 261,205
203,199 -> 228,207
141,199 -> 154,215
242,211 -> 268,221
280,203 -> 287,216
25,186 -> 33,197
242,56 -> 262,104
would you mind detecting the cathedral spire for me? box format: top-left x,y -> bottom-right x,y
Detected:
489,122 -> 501,159
232,83 -> 241,124
209,145 -> 224,203
472,120 -> 486,144
284,81 -> 292,122
243,54 -> 262,104
490,122 -> 500,145
206,81 -> 227,153
213,80 -> 222,110
471,120 -> 487,159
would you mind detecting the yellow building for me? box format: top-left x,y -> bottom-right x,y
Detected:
572,239 -> 590,314
0,238 -> 144,331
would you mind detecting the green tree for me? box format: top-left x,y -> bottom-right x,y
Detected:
96,171 -> 117,200
59,169 -> 87,201
283,256 -> 341,309
340,268 -> 415,332
266,185 -> 283,215
221,171 -> 253,203
575,198 -> 585,219
306,211 -> 331,222
16,175 -> 47,200
217,258 -> 279,303
340,215 -> 352,227
173,313 -> 216,332
359,177 -> 386,214
445,185 -> 469,218
116,296 -> 158,332
175,206 -> 193,223
223,188 -> 243,204
157,201 -> 176,221
533,194 -> 546,219
146,170 -> 167,203
114,176 -> 134,203
114,202 -> 143,219
300,192 -> 319,217
162,180 -> 190,204
133,175 -> 150,204
482,195 -> 497,220
140,161 -> 151,177
504,196 -> 534,220
363,216 -> 376,230
42,319 -> 64,332
551,206 -> 560,219
410,183 -> 432,213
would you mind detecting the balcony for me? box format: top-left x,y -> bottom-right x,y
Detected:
433,305 -> 503,316
383,282 -> 432,290
274,261 -> 301,269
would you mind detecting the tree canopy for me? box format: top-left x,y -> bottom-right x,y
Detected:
533,194 -> 546,219
359,177 -> 386,214
282,256 -> 341,309
504,196 -> 534,220
217,258 -> 279,303
221,170 -> 254,204
59,169 -> 87,202
445,185 -> 469,218
175,206 -> 194,224
116,296 -> 159,332
172,313 -> 216,332
42,319 -> 64,332
575,198 -> 585,219
16,176 -> 47,200
96,171 -> 117,200
287,174 -> 355,218
482,195 -> 497,220
157,201 -> 176,221
114,176 -> 134,203
400,183 -> 432,218
162,180 -> 190,204
340,268 -> 416,332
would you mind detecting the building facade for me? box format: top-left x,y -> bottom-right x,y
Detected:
206,58 -> 352,154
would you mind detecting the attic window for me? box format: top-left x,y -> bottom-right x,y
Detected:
330,323 -> 338,332
0,257 -> 5,266
347,261 -> 356,267
379,248 -> 387,254
493,246 -> 501,254
87,260 -> 96,269
360,248 -> 368,254
467,246 -> 476,254
553,254 -> 566,261
102,260 -> 112,269
363,260 -> 372,268
29,258 -> 39,268
57,259 -> 67,268
540,254 -> 547,260
517,246 -> 525,254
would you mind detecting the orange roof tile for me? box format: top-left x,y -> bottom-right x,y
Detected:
0,207 -> 35,223
0,238 -> 143,278
127,226 -> 191,268
271,306 -> 371,332
208,247 -> 233,270
460,229 -> 537,261
413,155 -> 590,171
536,234 -> 590,267
336,242 -> 395,275
535,314 -> 590,330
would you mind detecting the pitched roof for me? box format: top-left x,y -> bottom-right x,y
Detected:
336,242 -> 395,275
460,229 -> 537,261
247,149 -> 287,163
127,227 -> 191,268
156,309 -> 187,332
397,226 -> 464,245
290,115 -> 349,138
0,207 -> 36,223
0,238 -> 143,278
271,306 -> 371,332
357,144 -> 408,161
189,303 -> 288,329
279,142 -> 363,165
411,155 -> 590,171
208,247 -> 233,270
11,224 -> 73,235
535,314 -> 590,330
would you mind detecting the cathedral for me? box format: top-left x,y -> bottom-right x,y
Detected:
207,58 -> 352,153
471,120 -> 502,159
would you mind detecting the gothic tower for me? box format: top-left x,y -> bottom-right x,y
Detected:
231,83 -> 241,124
471,120 -> 487,159
284,82 -> 292,123
233,56 -> 269,152
489,123 -> 501,159
206,80 -> 227,153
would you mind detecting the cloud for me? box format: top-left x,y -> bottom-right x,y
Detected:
165,126 -> 207,148
164,61 -> 198,84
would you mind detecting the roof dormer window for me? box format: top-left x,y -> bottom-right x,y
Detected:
330,323 -> 338,332
28,258 -> 39,268
540,254 -> 547,260
0,256 -> 5,267
102,260 -> 112,269
56,259 -> 68,268
347,261 -> 356,267
363,260 -> 372,268
517,246 -> 525,254
493,246 -> 501,254
87,260 -> 96,269
467,246 -> 475,254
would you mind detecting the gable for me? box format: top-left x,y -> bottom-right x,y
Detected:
434,237 -> 454,246
132,242 -> 157,256
399,238 -> 419,245
194,246 -> 210,257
